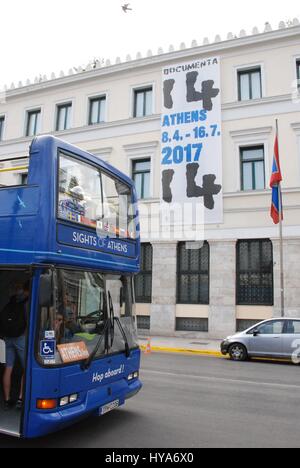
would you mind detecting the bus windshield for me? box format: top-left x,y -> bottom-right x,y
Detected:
58,152 -> 136,240
37,269 -> 139,367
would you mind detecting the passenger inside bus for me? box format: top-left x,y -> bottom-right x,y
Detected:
58,290 -> 81,341
0,272 -> 30,433
53,313 -> 64,345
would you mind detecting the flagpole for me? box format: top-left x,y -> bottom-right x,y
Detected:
276,119 -> 285,318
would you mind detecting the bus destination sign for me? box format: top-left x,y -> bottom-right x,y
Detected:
57,224 -> 136,258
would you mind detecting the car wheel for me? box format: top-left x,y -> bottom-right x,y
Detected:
229,343 -> 248,362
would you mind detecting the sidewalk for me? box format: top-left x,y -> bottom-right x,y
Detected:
139,335 -> 223,357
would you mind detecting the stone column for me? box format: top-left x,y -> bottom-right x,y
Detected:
150,242 -> 177,336
273,238 -> 300,318
209,240 -> 236,339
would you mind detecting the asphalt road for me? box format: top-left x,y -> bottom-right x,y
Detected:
1,353 -> 300,448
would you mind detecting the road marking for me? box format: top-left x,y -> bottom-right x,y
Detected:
142,369 -> 300,390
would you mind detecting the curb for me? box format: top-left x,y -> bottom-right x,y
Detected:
140,345 -> 223,357
139,346 -> 293,363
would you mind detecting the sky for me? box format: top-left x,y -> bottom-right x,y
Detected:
0,0 -> 299,89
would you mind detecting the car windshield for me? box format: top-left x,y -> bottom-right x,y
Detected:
37,269 -> 138,366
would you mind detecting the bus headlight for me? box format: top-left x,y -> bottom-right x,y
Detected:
59,394 -> 78,407
128,371 -> 139,381
69,394 -> 78,404
59,397 -> 69,407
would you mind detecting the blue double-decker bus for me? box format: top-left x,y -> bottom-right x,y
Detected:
0,136 -> 142,438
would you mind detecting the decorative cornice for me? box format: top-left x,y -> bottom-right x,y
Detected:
224,205 -> 300,214
224,187 -> 300,197
56,114 -> 160,136
86,147 -> 113,159
137,187 -> 300,204
0,98 -> 299,154
1,23 -> 300,99
10,159 -> 28,167
291,122 -> 300,134
0,114 -> 160,152
123,141 -> 159,154
223,94 -> 293,110
230,126 -> 273,139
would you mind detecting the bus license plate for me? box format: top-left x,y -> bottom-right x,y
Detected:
100,400 -> 120,416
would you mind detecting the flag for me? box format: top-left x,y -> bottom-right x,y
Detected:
270,130 -> 283,225
270,134 -> 282,187
271,186 -> 282,225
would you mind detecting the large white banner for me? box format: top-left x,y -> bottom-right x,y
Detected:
161,57 -> 223,225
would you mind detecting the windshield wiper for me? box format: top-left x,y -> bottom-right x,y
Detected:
108,292 -> 115,349
81,294 -> 131,371
108,291 -> 130,358
81,319 -> 110,371
114,317 -> 131,358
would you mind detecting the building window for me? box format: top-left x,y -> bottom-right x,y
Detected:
236,319 -> 263,332
89,96 -> 106,125
177,242 -> 209,305
236,239 -> 273,306
132,159 -> 151,199
240,146 -> 265,191
238,68 -> 262,101
26,109 -> 41,137
176,318 -> 208,333
134,243 -> 153,303
56,103 -> 72,131
297,60 -> 300,88
0,116 -> 4,141
133,87 -> 153,118
137,316 -> 151,331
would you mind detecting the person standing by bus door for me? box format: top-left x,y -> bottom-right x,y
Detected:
0,281 -> 30,410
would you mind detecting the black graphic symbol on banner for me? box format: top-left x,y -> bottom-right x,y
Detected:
163,73 -> 220,111
163,79 -> 176,109
162,169 -> 175,203
186,163 -> 222,210
186,72 -> 220,111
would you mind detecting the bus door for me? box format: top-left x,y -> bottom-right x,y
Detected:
0,269 -> 31,438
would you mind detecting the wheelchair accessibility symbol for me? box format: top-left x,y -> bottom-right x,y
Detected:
40,340 -> 56,359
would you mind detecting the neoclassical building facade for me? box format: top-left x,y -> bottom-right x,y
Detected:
1,20 -> 300,337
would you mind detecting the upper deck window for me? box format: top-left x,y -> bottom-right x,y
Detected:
58,152 -> 136,239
